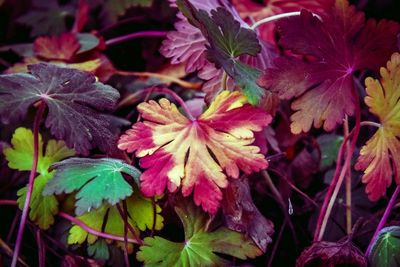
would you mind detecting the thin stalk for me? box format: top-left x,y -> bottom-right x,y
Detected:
0,238 -> 29,267
105,31 -> 168,46
58,212 -> 141,244
118,86 -> 195,120
344,116 -> 352,234
365,185 -> 400,256
267,218 -> 287,267
116,204 -> 131,267
221,71 -> 228,91
11,101 -> 46,267
251,12 -> 322,30
116,70 -> 202,90
314,91 -> 361,242
150,197 -> 157,237
36,229 -> 45,267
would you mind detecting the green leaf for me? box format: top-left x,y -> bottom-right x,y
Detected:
369,226 -> 400,267
136,201 -> 262,266
317,134 -> 344,169
3,127 -> 43,173
177,0 -> 264,104
44,158 -> 141,215
76,33 -> 100,54
68,194 -> 164,252
87,239 -> 110,262
4,127 -> 75,229
17,173 -> 58,229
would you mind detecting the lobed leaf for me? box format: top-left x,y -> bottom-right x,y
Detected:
260,0 -> 400,133
118,90 -> 271,213
355,52 -> 400,201
44,157 -> 141,215
368,226 -> 400,267
0,63 -> 121,155
136,201 -> 262,266
4,127 -> 75,229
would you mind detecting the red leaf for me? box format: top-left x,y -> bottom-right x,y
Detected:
34,33 -> 80,61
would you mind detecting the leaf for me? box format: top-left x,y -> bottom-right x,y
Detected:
44,157 -> 141,215
355,52 -> 400,201
317,134 -> 344,169
34,33 -> 80,61
177,0 -> 265,104
17,173 -> 59,230
260,0 -> 400,133
17,0 -> 75,37
87,239 -> 110,262
136,200 -> 262,266
4,127 -> 75,229
67,194 -> 163,250
118,90 -> 271,213
221,177 -> 274,252
0,63 -> 121,155
296,240 -> 367,267
368,226 -> 400,267
101,0 -> 154,25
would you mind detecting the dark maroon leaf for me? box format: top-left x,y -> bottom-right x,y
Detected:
0,63 -> 120,155
296,240 -> 367,267
222,176 -> 274,252
260,2 -> 400,133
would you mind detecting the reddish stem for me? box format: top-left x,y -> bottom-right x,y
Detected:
314,91 -> 361,241
105,31 -> 168,47
365,185 -> 400,256
0,200 -> 142,245
11,101 -> 46,267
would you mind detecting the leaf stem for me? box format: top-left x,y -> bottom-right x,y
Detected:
36,229 -> 45,267
314,94 -> 361,241
105,31 -> 168,47
360,121 -> 381,128
250,12 -> 322,30
365,185 -> 400,256
11,101 -> 46,267
115,70 -> 202,90
344,116 -> 352,234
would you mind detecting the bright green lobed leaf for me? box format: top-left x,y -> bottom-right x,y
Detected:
177,0 -> 264,105
44,157 -> 141,215
137,201 -> 262,266
17,173 -> 58,229
68,194 -> 164,252
369,226 -> 400,267
4,127 -> 75,229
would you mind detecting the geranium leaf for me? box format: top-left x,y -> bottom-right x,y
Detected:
67,194 -> 163,251
368,226 -> 400,267
222,177 -> 274,252
17,0 -> 75,37
118,90 -> 271,213
177,0 -> 265,104
87,239 -> 110,262
296,240 -> 367,267
317,134 -> 344,169
260,0 -> 400,133
100,0 -> 154,25
4,127 -> 75,229
34,33 -> 80,61
44,157 -> 141,215
136,201 -> 262,266
355,52 -> 400,201
0,63 -> 121,155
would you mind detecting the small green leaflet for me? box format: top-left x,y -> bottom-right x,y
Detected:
44,158 -> 141,215
317,134 -> 344,169
136,200 -> 262,266
87,239 -> 110,262
3,127 -> 75,229
177,0 -> 264,105
369,226 -> 400,267
68,194 -> 163,251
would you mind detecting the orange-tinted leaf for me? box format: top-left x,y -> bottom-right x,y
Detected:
355,52 -> 400,201
34,33 -> 80,61
118,90 -> 272,213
